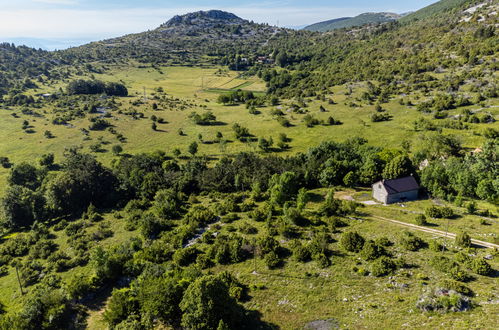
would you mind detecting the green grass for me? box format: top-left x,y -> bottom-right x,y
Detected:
0,212 -> 138,313
210,216 -> 499,329
1,64 -> 497,198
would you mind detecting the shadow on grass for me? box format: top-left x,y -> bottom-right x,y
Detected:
308,192 -> 325,203
243,309 -> 279,329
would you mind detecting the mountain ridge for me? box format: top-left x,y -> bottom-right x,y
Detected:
303,12 -> 402,32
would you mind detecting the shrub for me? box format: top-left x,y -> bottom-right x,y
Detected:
455,232 -> 471,248
360,240 -> 385,261
258,235 -> 280,255
239,222 -> 257,235
429,239 -> 443,252
415,214 -> 427,226
400,231 -> 425,251
375,237 -> 392,247
425,206 -> 454,219
471,259 -> 492,276
439,280 -> 474,297
291,240 -> 311,262
370,256 -> 397,277
173,247 -> 199,267
264,251 -> 281,269
416,289 -> 472,313
314,253 -> 330,268
248,208 -> 266,222
196,253 -> 213,269
340,231 -> 365,253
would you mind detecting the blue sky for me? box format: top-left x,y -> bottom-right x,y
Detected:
0,0 -> 437,47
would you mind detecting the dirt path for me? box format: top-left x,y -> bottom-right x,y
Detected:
371,215 -> 499,249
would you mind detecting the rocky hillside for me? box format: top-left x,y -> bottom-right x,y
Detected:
60,10 -> 281,66
304,12 -> 401,32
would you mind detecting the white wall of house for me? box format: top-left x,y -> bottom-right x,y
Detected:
372,183 -> 388,204
372,183 -> 419,205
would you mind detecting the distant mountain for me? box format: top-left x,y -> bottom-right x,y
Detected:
1,37 -> 90,51
61,10 -> 281,68
303,12 -> 402,32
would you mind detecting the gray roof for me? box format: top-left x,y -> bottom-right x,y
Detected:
375,176 -> 419,194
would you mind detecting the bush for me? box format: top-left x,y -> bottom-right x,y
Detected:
314,253 -> 330,268
439,280 -> 474,297
429,239 -> 443,252
360,240 -> 385,261
416,289 -> 472,313
291,241 -> 311,262
471,259 -> 492,276
173,247 -> 199,267
264,251 -> 281,269
370,256 -> 397,277
196,253 -> 214,269
415,214 -> 427,226
340,231 -> 365,253
425,206 -> 454,219
455,232 -> 471,248
239,222 -> 257,235
400,231 -> 425,251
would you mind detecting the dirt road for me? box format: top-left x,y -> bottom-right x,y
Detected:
371,215 -> 499,250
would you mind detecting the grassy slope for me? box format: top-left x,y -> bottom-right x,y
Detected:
1,64 -> 497,195
199,195 -> 498,329
0,63 -> 498,328
304,13 -> 399,32
400,0 -> 474,22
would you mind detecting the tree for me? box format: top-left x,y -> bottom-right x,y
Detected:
343,171 -> 357,187
153,189 -> 181,219
1,185 -> 45,229
45,151 -> 118,215
151,122 -> 157,131
180,275 -> 243,330
44,130 -> 54,139
296,188 -> 309,210
415,214 -> 427,226
188,142 -> 198,156
269,171 -> 299,205
382,155 -> 413,179
103,288 -> 137,327
136,275 -> 184,326
455,232 -> 471,248
112,145 -> 123,156
258,137 -> 273,152
340,231 -> 365,252
8,162 -> 41,190
39,153 -> 55,167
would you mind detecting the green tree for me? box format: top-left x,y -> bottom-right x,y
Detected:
188,142 -> 198,156
112,145 -> 123,156
153,189 -> 181,219
180,275 -> 243,330
269,171 -> 299,205
455,232 -> 471,248
340,231 -> 365,253
382,155 -> 413,179
8,162 -> 41,190
103,288 -> 137,327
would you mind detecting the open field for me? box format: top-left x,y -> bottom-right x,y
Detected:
0,63 -> 498,329
1,64 -> 498,196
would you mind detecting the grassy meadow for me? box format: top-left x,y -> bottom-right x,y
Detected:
0,63 -> 498,329
1,64 -> 497,196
